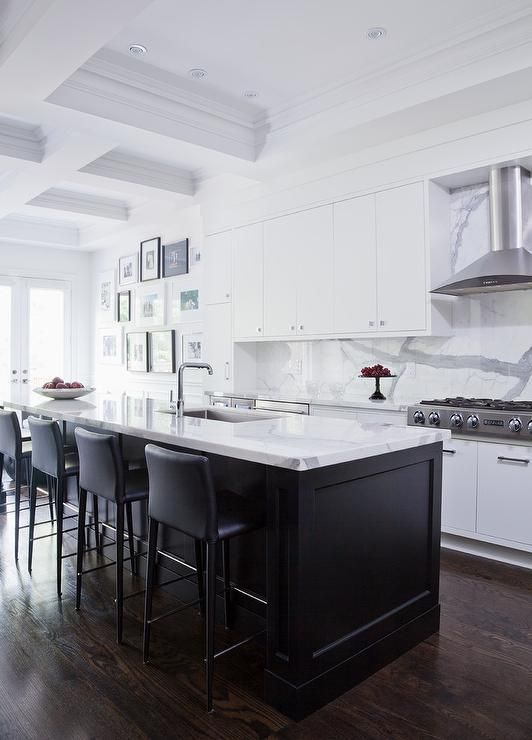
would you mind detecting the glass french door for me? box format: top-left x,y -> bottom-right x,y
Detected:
0,276 -> 71,399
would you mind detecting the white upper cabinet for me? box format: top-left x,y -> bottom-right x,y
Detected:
204,231 -> 232,305
376,182 -> 427,332
264,206 -> 334,337
233,223 -> 264,339
333,195 -> 377,333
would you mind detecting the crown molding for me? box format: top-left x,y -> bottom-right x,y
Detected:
29,187 -> 129,221
47,49 -> 258,162
0,214 -> 79,247
80,149 -> 195,196
0,117 -> 44,162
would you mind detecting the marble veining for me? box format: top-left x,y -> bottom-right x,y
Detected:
3,390 -> 448,472
255,184 -> 532,405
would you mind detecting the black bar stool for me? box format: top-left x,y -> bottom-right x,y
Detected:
0,410 -> 33,560
74,427 -> 149,643
143,444 -> 266,712
27,417 -> 81,596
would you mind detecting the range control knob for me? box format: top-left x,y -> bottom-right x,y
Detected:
450,413 -> 463,428
509,417 -> 522,433
528,420 -> 532,434
467,414 -> 480,430
413,410 -> 425,424
428,411 -> 440,425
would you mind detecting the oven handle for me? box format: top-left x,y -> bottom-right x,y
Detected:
497,455 -> 530,465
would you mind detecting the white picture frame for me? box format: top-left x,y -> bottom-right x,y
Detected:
135,283 -> 165,327
182,331 -> 203,362
119,253 -> 138,285
96,270 -> 115,326
169,280 -> 201,323
97,326 -> 123,365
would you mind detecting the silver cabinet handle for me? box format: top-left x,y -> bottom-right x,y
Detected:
443,449 -> 456,455
368,321 -> 375,327
380,320 -> 386,327
224,362 -> 230,380
497,456 -> 529,464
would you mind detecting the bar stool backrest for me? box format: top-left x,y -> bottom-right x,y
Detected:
145,444 -> 218,542
0,410 -> 22,459
74,427 -> 124,502
28,417 -> 63,477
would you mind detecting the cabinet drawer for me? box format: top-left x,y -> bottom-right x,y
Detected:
477,442 -> 532,545
441,439 -> 477,534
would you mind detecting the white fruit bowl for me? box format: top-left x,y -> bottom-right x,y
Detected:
33,387 -> 96,400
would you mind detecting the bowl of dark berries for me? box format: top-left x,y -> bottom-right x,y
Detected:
359,364 -> 396,400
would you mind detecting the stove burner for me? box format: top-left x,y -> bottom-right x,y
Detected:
419,397 -> 532,412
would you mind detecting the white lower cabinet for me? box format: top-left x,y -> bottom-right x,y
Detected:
441,439 -> 478,534
477,442 -> 532,546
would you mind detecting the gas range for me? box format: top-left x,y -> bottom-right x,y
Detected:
407,397 -> 532,439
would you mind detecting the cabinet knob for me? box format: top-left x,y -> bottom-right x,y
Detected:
298,324 -> 304,331
368,321 -> 375,327
290,325 -> 295,331
257,327 -> 262,333
379,320 -> 386,327
225,293 -> 230,298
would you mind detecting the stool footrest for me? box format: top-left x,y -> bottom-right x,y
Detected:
210,629 -> 266,661
148,598 -> 201,625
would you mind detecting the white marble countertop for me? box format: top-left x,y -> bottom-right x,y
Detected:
205,389 -> 408,413
3,390 -> 448,471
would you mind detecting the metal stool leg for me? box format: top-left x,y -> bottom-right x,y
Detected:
115,503 -> 125,643
143,518 -> 159,663
92,494 -> 101,553
28,469 -> 37,573
14,460 -> 21,562
56,477 -> 64,597
75,488 -> 87,610
47,475 -> 54,524
195,538 -> 205,618
222,539 -> 232,629
126,501 -> 136,575
205,540 -> 216,713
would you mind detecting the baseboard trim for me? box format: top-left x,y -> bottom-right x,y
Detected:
442,534 -> 532,570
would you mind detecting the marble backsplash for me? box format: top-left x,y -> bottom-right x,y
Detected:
256,183 -> 532,405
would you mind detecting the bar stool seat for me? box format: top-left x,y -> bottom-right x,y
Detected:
217,490 -> 265,539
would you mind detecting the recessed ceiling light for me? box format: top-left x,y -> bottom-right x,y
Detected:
128,44 -> 147,56
243,90 -> 258,98
366,27 -> 387,40
189,68 -> 207,80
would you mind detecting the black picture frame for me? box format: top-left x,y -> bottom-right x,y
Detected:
148,329 -> 176,373
140,237 -> 161,281
126,331 -> 149,372
162,239 -> 189,278
117,290 -> 131,322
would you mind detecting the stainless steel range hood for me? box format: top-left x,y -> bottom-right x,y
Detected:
431,165 -> 532,296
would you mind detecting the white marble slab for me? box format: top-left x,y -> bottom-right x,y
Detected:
3,390 -> 448,471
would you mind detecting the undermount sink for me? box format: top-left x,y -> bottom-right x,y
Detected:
184,407 -> 277,423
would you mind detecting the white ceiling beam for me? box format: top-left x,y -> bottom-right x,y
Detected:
0,118 -> 45,162
0,0 -> 156,105
0,214 -> 78,248
79,150 -> 195,197
29,187 -> 129,221
0,132 -> 114,219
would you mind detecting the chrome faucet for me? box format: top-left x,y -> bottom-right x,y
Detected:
176,362 -> 213,417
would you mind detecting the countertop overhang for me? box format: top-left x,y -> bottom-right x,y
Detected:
3,391 -> 450,471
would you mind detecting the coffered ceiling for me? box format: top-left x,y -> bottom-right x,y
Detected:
1,0 -> 532,250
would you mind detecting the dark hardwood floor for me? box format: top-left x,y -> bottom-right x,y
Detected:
0,483 -> 531,739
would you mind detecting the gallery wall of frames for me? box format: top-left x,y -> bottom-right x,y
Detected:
96,235 -> 204,378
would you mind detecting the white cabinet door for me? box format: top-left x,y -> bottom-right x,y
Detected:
233,222 -> 264,339
477,442 -> 532,546
263,213 -> 298,337
441,439 -> 478,534
333,195 -> 377,333
204,303 -> 232,392
376,182 -> 427,332
295,206 -> 334,336
204,231 -> 232,305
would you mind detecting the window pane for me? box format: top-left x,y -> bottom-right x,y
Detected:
0,286 -> 11,397
29,288 -> 65,387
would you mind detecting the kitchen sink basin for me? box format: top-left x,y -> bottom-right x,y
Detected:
184,407 -> 277,423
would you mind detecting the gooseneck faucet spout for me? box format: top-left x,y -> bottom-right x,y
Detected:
176,362 -> 214,417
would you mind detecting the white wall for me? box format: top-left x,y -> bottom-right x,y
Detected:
90,204 -> 204,403
0,242 -> 92,383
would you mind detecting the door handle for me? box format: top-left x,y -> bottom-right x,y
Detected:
224,362 -> 230,380
497,456 -> 529,464
443,449 -> 456,455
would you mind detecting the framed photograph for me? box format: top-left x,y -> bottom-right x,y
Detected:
136,284 -> 165,326
149,330 -> 176,373
96,270 -> 115,325
140,237 -> 161,281
98,327 -> 123,365
126,332 -> 148,372
169,282 -> 201,323
117,290 -> 131,322
119,253 -> 138,285
162,239 -> 189,278
182,331 -> 203,362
